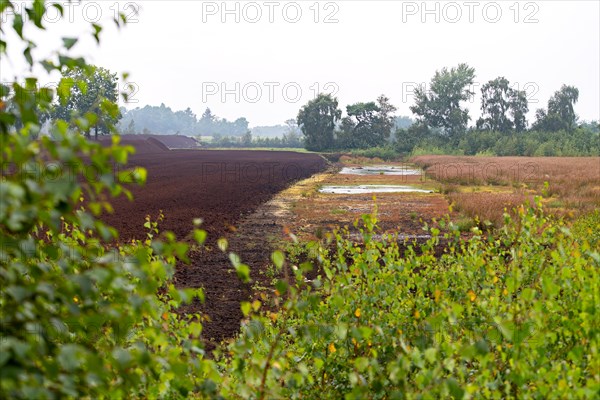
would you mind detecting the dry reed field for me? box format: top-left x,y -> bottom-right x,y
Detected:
411,155 -> 600,225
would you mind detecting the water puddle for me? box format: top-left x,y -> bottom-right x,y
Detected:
340,165 -> 422,176
319,185 -> 434,194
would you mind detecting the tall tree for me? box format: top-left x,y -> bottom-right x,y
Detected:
241,130 -> 252,146
232,117 -> 250,136
119,105 -> 248,136
52,65 -> 121,140
200,107 -> 215,122
125,119 -> 136,134
410,63 -> 476,141
340,102 -> 380,148
510,89 -> 529,133
374,94 -> 398,142
477,77 -> 529,133
174,107 -> 198,133
297,93 -> 341,151
339,95 -> 397,148
532,85 -> 579,131
284,118 -> 300,135
283,118 -> 302,146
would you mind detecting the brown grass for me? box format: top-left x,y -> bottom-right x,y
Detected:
411,155 -> 600,223
448,192 -> 535,227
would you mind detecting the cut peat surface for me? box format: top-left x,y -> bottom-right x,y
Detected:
105,149 -> 326,241
103,149 -> 327,347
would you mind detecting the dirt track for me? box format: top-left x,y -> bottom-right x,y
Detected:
103,149 -> 327,346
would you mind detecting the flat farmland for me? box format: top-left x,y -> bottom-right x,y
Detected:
102,149 -> 326,345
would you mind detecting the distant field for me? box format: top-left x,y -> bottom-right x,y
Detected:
411,155 -> 600,225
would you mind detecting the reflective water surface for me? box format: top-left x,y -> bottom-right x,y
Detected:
319,185 -> 433,194
339,165 -> 422,176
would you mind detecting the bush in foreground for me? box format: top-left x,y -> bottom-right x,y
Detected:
219,201 -> 599,399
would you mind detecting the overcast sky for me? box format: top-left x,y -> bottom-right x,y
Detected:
1,1 -> 599,127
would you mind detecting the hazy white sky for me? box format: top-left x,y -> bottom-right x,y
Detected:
2,1 -> 599,127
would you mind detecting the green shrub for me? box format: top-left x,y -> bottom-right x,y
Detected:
0,4 -> 218,398
220,200 -> 600,398
411,146 -> 450,156
572,210 -> 600,248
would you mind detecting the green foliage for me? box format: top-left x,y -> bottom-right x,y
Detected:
119,105 -> 250,136
339,101 -> 381,148
1,204 -> 213,398
395,123 -> 439,154
410,63 -> 476,140
397,126 -> 599,156
1,3 -> 218,398
52,65 -> 121,139
477,77 -> 528,133
218,200 -> 599,398
463,128 -> 599,156
395,67 -> 590,156
533,85 -> 580,132
208,131 -> 303,148
410,146 -> 459,156
571,210 -> 600,248
297,93 -> 342,151
338,95 -> 397,149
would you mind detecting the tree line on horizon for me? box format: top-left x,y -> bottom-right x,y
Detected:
118,105 -> 250,137
297,64 -> 599,156
24,62 -> 599,156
